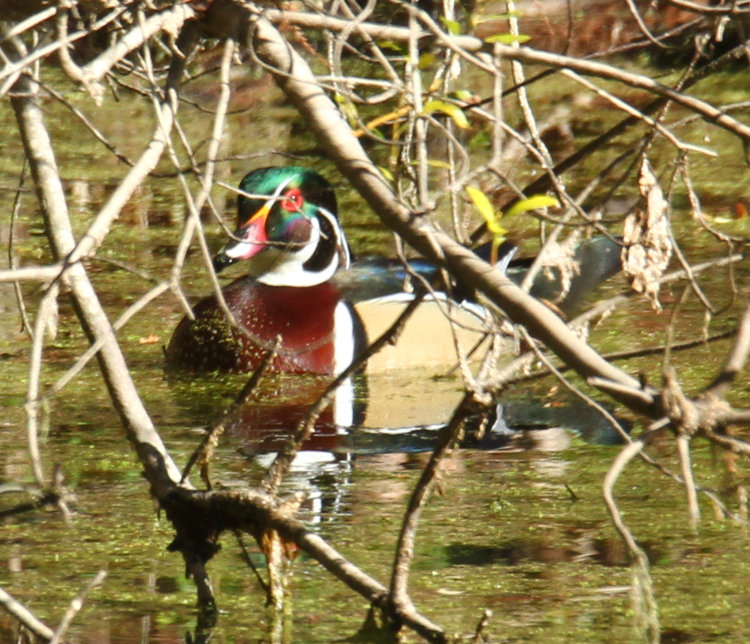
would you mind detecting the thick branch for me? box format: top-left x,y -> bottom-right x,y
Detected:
248,15 -> 659,417
11,72 -> 181,498
164,486 -> 447,642
0,586 -> 58,642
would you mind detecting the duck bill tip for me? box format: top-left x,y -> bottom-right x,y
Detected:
212,250 -> 237,274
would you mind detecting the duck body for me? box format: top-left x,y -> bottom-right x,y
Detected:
166,277 -> 361,374
165,165 -> 622,378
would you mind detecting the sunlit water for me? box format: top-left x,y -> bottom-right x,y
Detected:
2,66 -> 750,643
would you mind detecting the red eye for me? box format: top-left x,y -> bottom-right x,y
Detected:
281,188 -> 304,212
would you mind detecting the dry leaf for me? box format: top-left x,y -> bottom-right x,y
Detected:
621,159 -> 672,310
538,235 -> 580,303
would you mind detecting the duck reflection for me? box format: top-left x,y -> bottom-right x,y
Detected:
165,167 -> 626,515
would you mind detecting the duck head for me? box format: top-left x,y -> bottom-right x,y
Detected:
213,166 -> 351,287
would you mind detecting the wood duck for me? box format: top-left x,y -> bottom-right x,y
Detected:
166,166 -> 366,375
165,166 -> 622,376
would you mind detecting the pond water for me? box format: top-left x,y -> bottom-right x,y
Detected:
1,57 -> 750,643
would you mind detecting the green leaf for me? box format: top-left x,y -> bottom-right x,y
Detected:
504,194 -> 559,218
334,93 -> 359,127
483,33 -> 531,44
377,166 -> 394,182
423,99 -> 469,129
449,89 -> 476,102
418,52 -> 437,69
440,17 -> 461,35
376,40 -> 403,52
408,159 -> 452,170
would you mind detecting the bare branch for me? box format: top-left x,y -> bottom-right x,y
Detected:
0,585 -> 57,642
603,434 -> 660,643
11,60 -> 183,497
665,0 -> 750,14
0,263 -> 66,283
50,570 -> 107,644
704,300 -> 750,399
259,7 -> 750,144
249,13 -> 657,418
76,4 -> 197,98
389,391 -> 481,638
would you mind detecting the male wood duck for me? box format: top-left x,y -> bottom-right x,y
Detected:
165,166 -> 622,376
166,166 -> 365,375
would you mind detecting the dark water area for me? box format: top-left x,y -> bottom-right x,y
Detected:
2,58 -> 750,643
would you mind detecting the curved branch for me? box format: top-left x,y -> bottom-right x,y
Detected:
164,486 -> 448,642
248,14 -> 658,417
704,300 -> 750,399
258,7 -> 750,145
665,0 -> 750,14
11,57 -> 182,498
78,5 -> 197,88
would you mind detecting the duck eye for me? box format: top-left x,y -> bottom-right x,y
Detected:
281,188 -> 304,212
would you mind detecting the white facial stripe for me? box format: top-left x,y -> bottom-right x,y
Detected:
316,205 -> 350,269
256,206 -> 349,287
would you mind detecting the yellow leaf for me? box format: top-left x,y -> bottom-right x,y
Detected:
419,52 -> 437,69
466,186 -> 498,228
423,99 -> 469,129
483,33 -> 531,44
377,166 -> 394,182
466,186 -> 507,264
504,195 -> 559,218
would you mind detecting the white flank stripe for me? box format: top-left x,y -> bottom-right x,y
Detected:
332,301 -> 356,428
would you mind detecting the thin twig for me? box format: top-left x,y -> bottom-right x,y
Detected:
676,433 -> 700,528
262,290 -> 427,495
518,327 -> 630,442
704,300 -> 750,399
180,338 -> 281,487
602,434 -> 660,644
50,570 -> 107,644
389,391 -> 483,628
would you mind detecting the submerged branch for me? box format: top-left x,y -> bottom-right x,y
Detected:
389,391 -> 481,636
602,434 -> 660,643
